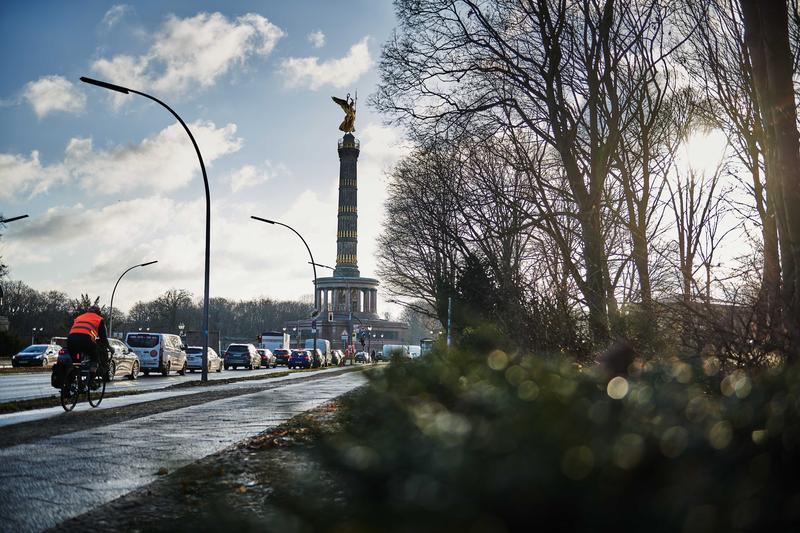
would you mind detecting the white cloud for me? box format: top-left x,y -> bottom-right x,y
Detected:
228,161 -> 288,192
101,4 -> 130,29
23,75 -> 87,118
280,36 -> 372,90
0,121 -> 241,199
91,12 -> 285,102
0,150 -> 67,199
1,192 -> 333,311
350,122 -> 409,275
307,30 -> 326,48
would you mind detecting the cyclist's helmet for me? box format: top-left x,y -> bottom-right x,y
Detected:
88,304 -> 102,315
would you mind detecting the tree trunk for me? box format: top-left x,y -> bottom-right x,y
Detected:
741,0 -> 800,360
580,207 -> 611,345
752,142 -> 782,334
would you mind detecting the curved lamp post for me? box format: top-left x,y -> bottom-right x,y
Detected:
0,215 -> 29,224
109,260 -> 157,338
81,76 -> 212,382
251,216 -> 319,354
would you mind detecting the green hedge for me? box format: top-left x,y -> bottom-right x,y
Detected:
299,346 -> 800,532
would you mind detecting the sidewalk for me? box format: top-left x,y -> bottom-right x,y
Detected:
0,371 -> 366,533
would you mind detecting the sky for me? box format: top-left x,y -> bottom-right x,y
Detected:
0,0 -> 409,315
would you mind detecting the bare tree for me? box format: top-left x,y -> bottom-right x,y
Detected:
665,163 -> 731,305
678,0 -> 782,337
740,0 -> 800,360
374,0 -> 684,346
377,144 -> 463,329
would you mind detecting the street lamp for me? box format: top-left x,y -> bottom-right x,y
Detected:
109,260 -> 157,338
0,215 -> 29,224
31,327 -> 43,345
81,76 -> 212,382
251,216 -> 319,354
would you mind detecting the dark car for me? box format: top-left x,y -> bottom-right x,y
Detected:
288,349 -> 312,369
273,348 -> 292,366
256,348 -> 276,368
12,344 -> 61,368
355,351 -> 371,364
224,343 -> 260,370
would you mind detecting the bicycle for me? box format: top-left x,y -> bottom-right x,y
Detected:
60,352 -> 107,412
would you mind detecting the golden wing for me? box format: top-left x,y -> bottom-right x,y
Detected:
332,96 -> 351,112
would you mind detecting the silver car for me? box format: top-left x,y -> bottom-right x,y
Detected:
186,346 -> 223,372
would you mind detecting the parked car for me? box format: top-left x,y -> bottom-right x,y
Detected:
223,343 -> 260,370
186,346 -> 223,373
273,348 -> 292,366
330,349 -> 344,366
256,348 -> 276,368
125,332 -> 187,376
355,351 -> 371,364
288,349 -> 312,369
12,344 -> 61,368
310,348 -> 328,368
102,338 -> 140,381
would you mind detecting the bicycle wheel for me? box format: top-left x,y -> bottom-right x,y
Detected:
87,370 -> 106,407
60,368 -> 80,412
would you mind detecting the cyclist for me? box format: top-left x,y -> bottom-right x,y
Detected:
67,305 -> 112,375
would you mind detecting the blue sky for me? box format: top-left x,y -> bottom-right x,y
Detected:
1,1 -> 407,315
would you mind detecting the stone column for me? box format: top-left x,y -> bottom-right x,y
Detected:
334,133 -> 360,278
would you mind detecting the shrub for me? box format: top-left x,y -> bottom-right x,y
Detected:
291,346 -> 800,532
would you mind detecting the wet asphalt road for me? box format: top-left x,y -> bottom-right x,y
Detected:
0,370 -> 366,533
0,365 -> 294,403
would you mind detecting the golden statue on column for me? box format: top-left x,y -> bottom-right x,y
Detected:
331,93 -> 356,133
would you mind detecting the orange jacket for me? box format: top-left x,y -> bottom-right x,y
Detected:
69,312 -> 103,340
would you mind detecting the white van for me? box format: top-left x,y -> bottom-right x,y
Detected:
382,344 -> 410,360
125,332 -> 187,376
